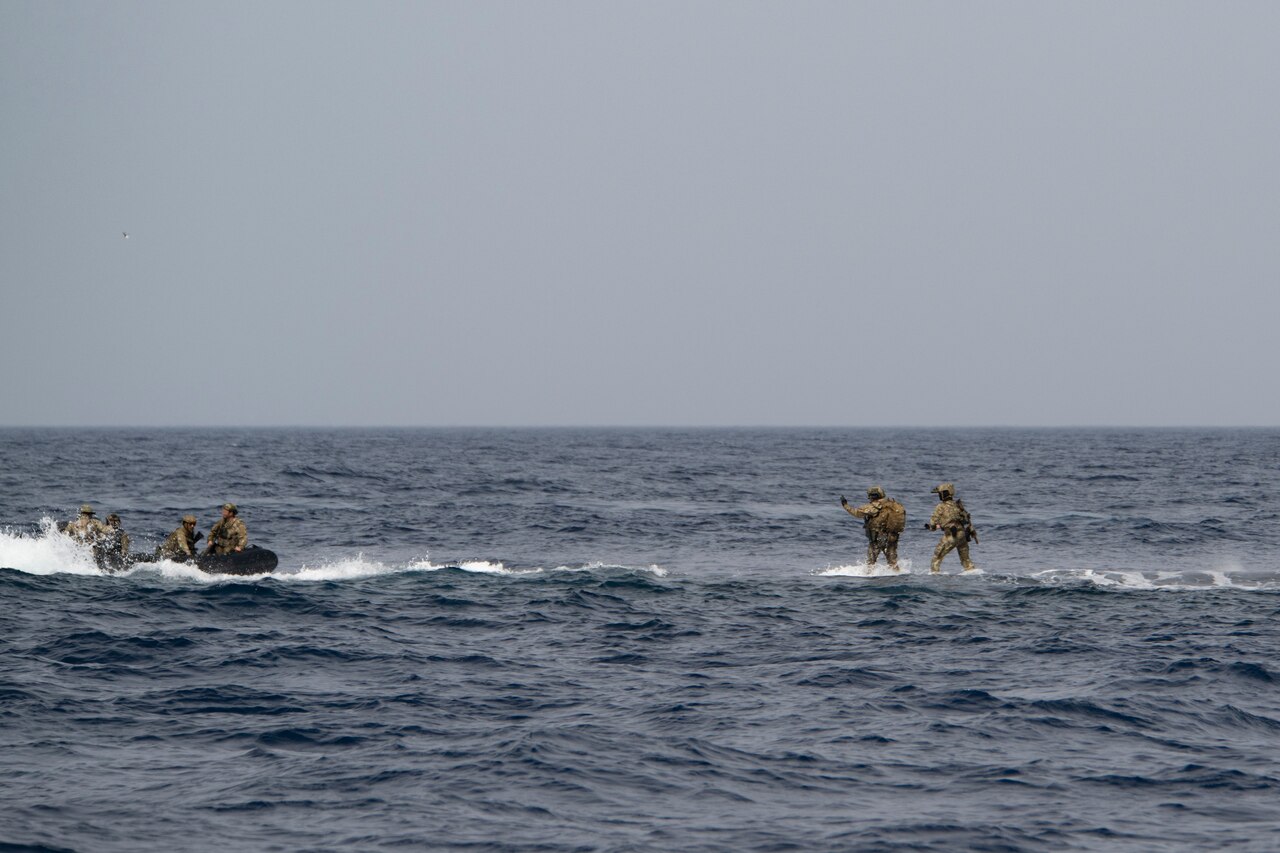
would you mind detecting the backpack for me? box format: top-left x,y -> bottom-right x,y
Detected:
879,499 -> 906,534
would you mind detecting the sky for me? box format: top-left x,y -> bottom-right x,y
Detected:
2,1 -> 1278,427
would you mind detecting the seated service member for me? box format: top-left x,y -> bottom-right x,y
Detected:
206,503 -> 248,555
65,504 -> 109,544
157,515 -> 201,561
95,513 -> 131,569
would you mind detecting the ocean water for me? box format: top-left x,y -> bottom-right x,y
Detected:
2,427 -> 1279,852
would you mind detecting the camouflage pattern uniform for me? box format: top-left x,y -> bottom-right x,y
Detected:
103,514 -> 129,555
65,505 -> 109,544
927,483 -> 975,573
157,515 -> 200,560
95,513 -> 131,570
208,504 -> 248,555
842,486 -> 901,570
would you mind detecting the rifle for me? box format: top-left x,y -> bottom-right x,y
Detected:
956,499 -> 979,544
185,527 -> 204,560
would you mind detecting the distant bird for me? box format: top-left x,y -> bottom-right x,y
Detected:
122,232 -> 129,239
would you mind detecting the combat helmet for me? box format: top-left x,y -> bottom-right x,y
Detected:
866,485 -> 886,500
79,504 -> 96,516
931,483 -> 955,500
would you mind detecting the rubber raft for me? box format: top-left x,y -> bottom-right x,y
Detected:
112,545 -> 279,576
191,545 -> 279,576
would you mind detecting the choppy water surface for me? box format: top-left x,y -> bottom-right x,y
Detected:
2,428 -> 1279,851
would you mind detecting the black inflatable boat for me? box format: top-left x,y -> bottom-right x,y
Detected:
195,545 -> 279,575
121,545 -> 279,575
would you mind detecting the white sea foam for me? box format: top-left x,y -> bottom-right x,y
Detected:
286,555 -> 402,581
0,526 -> 672,583
810,559 -> 1279,590
0,519 -> 102,575
409,558 -> 535,576
1030,565 -> 1280,591
281,556 -> 671,582
4,522 -> 1271,590
550,560 -> 669,577
124,558 -> 234,582
818,559 -> 914,578
403,557 -> 669,578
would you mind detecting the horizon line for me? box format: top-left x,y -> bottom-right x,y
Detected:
1,423 -> 1276,431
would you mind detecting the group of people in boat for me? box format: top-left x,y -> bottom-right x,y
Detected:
62,502 -> 249,569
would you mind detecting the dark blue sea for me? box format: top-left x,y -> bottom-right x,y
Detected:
2,428 -> 1279,852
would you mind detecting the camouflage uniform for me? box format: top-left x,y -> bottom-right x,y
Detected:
65,505 -> 109,544
208,505 -> 248,555
927,483 -> 976,572
842,486 -> 901,569
95,514 -> 131,570
103,515 -> 129,555
157,516 -> 200,560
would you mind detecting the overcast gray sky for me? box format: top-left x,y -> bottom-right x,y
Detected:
2,2 -> 1277,427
